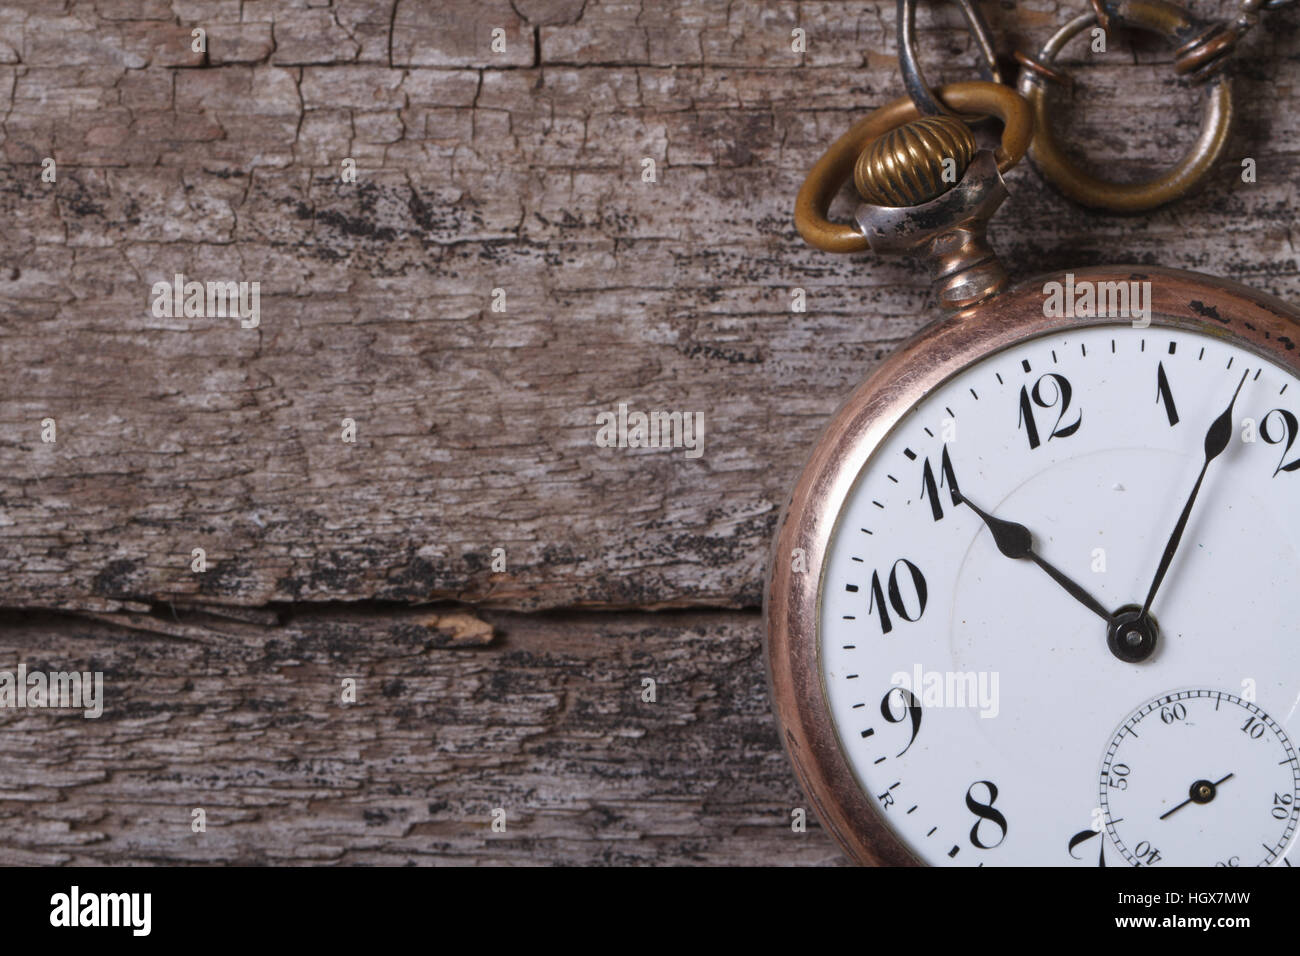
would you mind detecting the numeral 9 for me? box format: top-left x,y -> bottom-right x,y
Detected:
880,686 -> 922,757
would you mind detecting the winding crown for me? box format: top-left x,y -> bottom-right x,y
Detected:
853,114 -> 977,207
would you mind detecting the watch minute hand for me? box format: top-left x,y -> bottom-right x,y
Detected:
956,491 -> 1115,625
1139,369 -> 1248,618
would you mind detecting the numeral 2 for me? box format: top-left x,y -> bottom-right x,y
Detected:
1261,409 -> 1300,476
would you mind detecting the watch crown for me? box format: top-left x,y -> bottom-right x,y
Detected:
854,114 -> 977,207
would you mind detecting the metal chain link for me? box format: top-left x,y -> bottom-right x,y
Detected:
1174,0 -> 1295,81
897,0 -> 1001,117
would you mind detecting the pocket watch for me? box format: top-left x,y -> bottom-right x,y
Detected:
765,0 -> 1300,866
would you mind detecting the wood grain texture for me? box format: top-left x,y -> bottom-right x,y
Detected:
0,0 -> 1295,612
0,0 -> 1297,865
0,606 -> 842,865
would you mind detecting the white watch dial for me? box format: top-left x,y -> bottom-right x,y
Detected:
819,324 -> 1300,866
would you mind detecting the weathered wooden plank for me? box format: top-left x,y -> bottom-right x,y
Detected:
0,0 -> 1296,611
0,606 -> 841,865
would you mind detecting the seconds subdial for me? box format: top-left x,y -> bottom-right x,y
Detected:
1100,690 -> 1300,866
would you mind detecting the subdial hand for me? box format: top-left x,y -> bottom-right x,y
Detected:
1139,369 -> 1248,620
1158,773 -> 1235,820
956,491 -> 1115,625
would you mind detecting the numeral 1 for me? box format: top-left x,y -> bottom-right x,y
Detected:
1156,361 -> 1179,426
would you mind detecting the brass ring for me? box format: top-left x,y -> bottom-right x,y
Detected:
1017,0 -> 1234,212
794,82 -> 1032,254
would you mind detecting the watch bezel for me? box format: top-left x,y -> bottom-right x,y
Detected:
763,265 -> 1300,866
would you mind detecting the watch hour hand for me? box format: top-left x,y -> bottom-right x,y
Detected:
956,491 -> 1115,626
